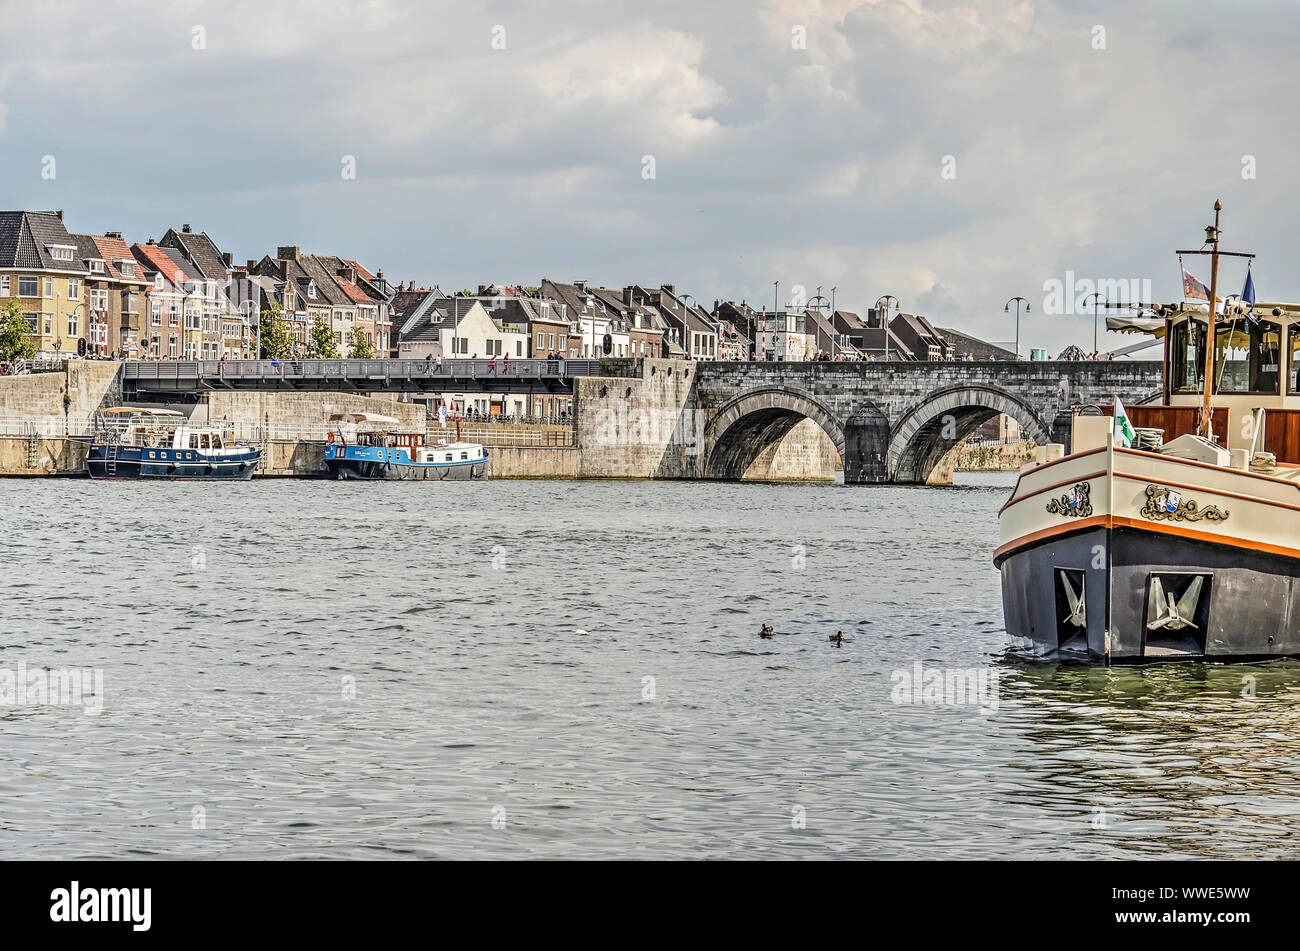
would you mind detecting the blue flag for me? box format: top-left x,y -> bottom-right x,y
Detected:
1242,267 -> 1257,325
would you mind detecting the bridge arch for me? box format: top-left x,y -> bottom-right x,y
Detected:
888,384 -> 1053,484
703,387 -> 845,480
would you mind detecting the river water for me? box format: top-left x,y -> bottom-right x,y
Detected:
2,471 -> 1299,859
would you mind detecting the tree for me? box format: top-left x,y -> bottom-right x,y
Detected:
348,333 -> 375,359
259,302 -> 294,359
0,300 -> 37,363
307,315 -> 340,358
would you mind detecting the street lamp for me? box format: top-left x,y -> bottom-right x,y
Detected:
875,295 -> 898,361
1083,292 -> 1106,356
1004,296 -> 1030,359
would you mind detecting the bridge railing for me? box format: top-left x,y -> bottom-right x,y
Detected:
121,358 -> 608,384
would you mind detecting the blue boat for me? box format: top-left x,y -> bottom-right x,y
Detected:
87,408 -> 261,480
323,413 -> 489,481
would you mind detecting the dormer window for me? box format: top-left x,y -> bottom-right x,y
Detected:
88,259 -> 106,274
48,245 -> 75,262
154,274 -> 164,291
117,261 -> 135,278
307,281 -> 317,299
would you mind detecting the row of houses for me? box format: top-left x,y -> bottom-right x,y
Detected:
1,209 -> 1006,372
0,211 -> 392,361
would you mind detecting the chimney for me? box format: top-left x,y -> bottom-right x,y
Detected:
622,287 -> 633,305
574,280 -> 586,291
661,284 -> 675,295
478,284 -> 488,295
277,246 -> 300,262
221,252 -> 233,268
104,231 -> 123,240
56,210 -> 65,223
182,223 -> 192,233
246,259 -> 257,271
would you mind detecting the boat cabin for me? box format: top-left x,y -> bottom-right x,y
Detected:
1105,300 -> 1300,467
95,407 -> 238,452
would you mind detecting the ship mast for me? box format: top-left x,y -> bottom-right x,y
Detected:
1199,200 -> 1222,439
1176,201 -> 1254,442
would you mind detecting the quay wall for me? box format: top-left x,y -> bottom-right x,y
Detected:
202,391 -> 425,436
0,436 -> 89,476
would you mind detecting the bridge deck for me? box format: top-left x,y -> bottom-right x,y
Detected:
122,358 -> 613,395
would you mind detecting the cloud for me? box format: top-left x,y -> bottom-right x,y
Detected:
0,0 -> 1297,355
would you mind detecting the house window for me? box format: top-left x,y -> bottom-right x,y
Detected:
49,246 -> 74,262
516,340 -> 523,356
90,289 -> 108,313
23,313 -> 38,333
67,314 -> 77,336
44,278 -> 53,298
548,333 -> 556,349
0,276 -> 8,296
536,332 -> 544,349
117,261 -> 135,278
154,275 -> 164,290
307,282 -> 317,299
18,276 -> 38,297
89,260 -> 106,274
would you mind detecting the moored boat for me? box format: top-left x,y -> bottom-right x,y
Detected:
998,202 -> 1300,662
87,407 -> 261,480
323,413 -> 489,481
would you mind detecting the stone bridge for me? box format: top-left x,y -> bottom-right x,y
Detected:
582,359 -> 1164,484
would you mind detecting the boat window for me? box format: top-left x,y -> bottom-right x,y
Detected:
212,434 -> 223,449
445,454 -> 453,462
200,433 -> 211,450
460,452 -> 468,460
1215,319 -> 1280,394
189,434 -> 200,449
1288,326 -> 1300,395
1169,318 -> 1206,393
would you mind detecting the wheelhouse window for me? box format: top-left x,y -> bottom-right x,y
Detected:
1286,326 -> 1300,395
1168,318 -> 1206,393
1215,319 -> 1280,394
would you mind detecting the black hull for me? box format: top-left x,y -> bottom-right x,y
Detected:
325,459 -> 488,481
998,524 -> 1300,662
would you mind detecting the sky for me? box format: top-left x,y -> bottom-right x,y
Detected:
2,0 -> 1297,355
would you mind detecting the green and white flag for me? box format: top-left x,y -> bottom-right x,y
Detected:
1113,397 -> 1135,449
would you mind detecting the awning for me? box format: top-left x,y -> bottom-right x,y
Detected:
1106,314 -> 1167,336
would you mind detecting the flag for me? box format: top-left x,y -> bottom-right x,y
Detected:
1182,267 -> 1210,301
1113,397 -> 1135,449
1242,267 -> 1257,326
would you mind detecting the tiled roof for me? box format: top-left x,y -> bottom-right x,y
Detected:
132,243 -> 188,290
0,211 -> 88,272
161,228 -> 230,280
90,234 -> 149,284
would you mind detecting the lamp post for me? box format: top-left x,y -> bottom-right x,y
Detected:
1004,296 -> 1029,359
1083,292 -> 1106,357
875,295 -> 898,361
